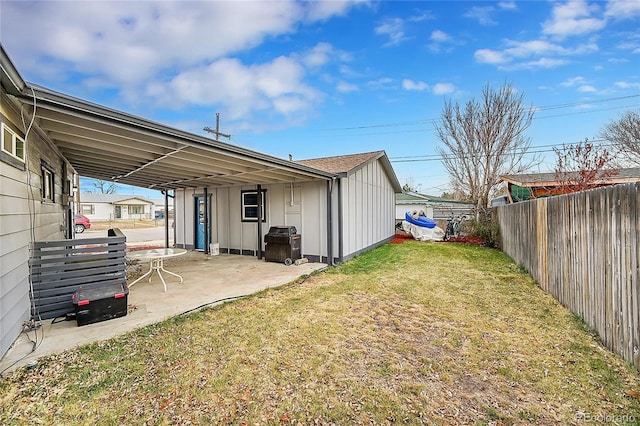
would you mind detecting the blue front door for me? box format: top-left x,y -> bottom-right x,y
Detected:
195,196 -> 210,250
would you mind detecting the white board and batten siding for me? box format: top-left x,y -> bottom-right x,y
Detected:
174,155 -> 398,263
174,181 -> 328,259
341,159 -> 396,260
1,95 -> 73,358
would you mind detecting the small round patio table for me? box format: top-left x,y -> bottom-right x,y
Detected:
127,248 -> 187,292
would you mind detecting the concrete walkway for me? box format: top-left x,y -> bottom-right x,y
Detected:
1,252 -> 327,375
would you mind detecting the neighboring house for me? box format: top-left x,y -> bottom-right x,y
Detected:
500,168 -> 640,203
0,44 -> 401,359
173,151 -> 401,263
78,193 -> 154,221
396,192 -> 474,223
150,198 -> 174,219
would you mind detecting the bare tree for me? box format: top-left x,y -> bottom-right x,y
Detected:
402,178 -> 421,193
553,139 -> 619,193
598,110 -> 640,166
91,179 -> 119,194
435,83 -> 537,215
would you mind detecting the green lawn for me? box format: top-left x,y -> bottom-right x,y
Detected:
1,241 -> 639,425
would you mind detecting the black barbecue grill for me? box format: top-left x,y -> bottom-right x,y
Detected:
264,226 -> 301,265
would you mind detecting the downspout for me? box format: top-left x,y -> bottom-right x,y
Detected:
326,179 -> 335,266
256,184 -> 263,259
204,187 -> 209,254
337,178 -> 343,263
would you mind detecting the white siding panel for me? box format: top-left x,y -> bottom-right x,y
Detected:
0,148 -> 69,357
229,189 -> 243,251
284,184 -> 303,237
216,187 -> 230,249
211,188 -> 221,246
300,181 -> 325,259
340,159 -> 397,259
0,269 -> 29,359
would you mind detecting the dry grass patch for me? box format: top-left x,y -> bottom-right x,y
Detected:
1,241 -> 639,425
90,218 -> 162,231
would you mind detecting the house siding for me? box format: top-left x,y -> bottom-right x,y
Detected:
1,93 -> 72,358
341,159 -> 395,260
79,196 -> 154,221
174,158 -> 397,263
174,181 -> 329,259
299,181 -> 326,260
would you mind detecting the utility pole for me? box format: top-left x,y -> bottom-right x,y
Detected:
203,113 -> 231,140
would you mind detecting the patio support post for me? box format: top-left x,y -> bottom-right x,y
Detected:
204,187 -> 209,254
256,184 -> 263,259
164,190 -> 169,248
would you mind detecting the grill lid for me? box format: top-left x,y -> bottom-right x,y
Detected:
266,226 -> 297,236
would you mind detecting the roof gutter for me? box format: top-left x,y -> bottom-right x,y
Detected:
0,44 -> 26,96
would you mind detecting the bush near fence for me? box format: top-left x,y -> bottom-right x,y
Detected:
497,182 -> 639,370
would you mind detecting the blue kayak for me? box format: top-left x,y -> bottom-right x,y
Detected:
405,211 -> 436,229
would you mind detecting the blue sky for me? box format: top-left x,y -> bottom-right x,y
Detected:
1,0 -> 638,198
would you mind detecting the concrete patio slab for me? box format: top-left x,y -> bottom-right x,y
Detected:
0,252 -> 327,375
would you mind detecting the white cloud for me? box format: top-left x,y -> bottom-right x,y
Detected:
375,17 -> 410,46
428,29 -> 457,53
506,57 -> 569,70
305,0 -> 368,21
605,0 -> 640,20
578,85 -> 597,92
464,6 -> 498,26
367,77 -> 395,90
498,2 -> 517,10
1,1 -> 369,126
542,0 -> 606,39
475,39 -> 597,69
2,1 -> 309,84
302,43 -> 335,68
430,30 -> 450,42
474,49 -> 508,64
336,81 -> 359,93
561,76 -> 588,87
432,83 -> 455,95
402,79 -> 429,91
150,56 -> 321,121
614,81 -> 640,89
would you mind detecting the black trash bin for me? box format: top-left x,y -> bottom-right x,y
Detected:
264,226 -> 301,265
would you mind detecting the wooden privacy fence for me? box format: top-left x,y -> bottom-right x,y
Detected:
29,229 -> 127,321
497,182 -> 639,370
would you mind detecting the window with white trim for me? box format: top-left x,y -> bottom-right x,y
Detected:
241,190 -> 266,222
1,122 -> 25,163
129,205 -> 144,215
81,204 -> 95,215
42,165 -> 55,203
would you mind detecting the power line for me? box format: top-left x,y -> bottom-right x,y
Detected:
390,139 -> 620,164
321,95 -> 639,133
308,103 -> 638,139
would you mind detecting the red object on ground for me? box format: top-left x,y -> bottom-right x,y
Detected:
390,231 -> 414,244
442,235 -> 486,246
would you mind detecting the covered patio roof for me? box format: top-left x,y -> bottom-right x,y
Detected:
26,86 -> 334,190
2,45 -> 334,191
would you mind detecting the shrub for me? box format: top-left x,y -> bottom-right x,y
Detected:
467,214 -> 501,249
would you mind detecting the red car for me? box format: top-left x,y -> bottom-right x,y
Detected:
74,214 -> 91,233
